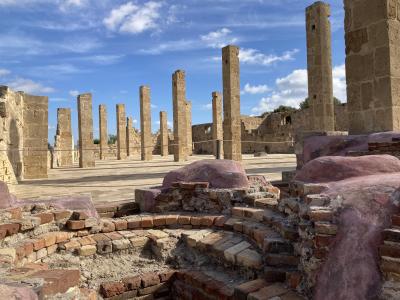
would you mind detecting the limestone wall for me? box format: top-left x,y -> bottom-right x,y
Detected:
0,86 -> 48,181
193,103 -> 349,155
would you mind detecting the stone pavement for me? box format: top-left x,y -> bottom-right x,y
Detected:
14,154 -> 296,203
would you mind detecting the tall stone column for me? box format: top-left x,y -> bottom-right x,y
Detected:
77,93 -> 95,168
55,108 -> 73,166
116,104 -> 127,160
212,92 -> 224,157
306,1 -> 335,132
140,86 -> 153,161
222,45 -> 242,161
126,117 -> 135,157
160,111 -> 169,157
172,70 -> 188,162
99,105 -> 108,160
345,0 -> 400,134
186,101 -> 193,156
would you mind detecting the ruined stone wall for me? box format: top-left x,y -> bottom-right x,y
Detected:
193,104 -> 349,155
54,108 -> 73,167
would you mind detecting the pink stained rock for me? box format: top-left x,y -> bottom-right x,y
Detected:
162,159 -> 249,189
0,284 -> 38,300
0,181 -> 17,209
294,155 -> 400,184
313,173 -> 400,300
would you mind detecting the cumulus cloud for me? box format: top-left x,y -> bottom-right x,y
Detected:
241,83 -> 270,95
251,64 -> 347,114
104,1 -> 162,34
69,90 -> 79,97
0,69 -> 11,76
200,28 -> 238,49
7,78 -> 55,94
202,103 -> 212,110
239,48 -> 299,66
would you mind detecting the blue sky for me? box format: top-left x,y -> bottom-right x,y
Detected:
0,0 -> 346,142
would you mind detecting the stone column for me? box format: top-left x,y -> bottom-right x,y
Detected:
306,1 -> 335,132
77,93 -> 95,168
160,111 -> 169,157
222,45 -> 242,161
345,0 -> 400,134
126,117 -> 134,157
116,104 -> 127,160
212,92 -> 224,157
55,108 -> 73,166
99,105 -> 108,160
23,94 -> 49,178
172,70 -> 188,162
140,86 -> 153,161
186,101 -> 193,156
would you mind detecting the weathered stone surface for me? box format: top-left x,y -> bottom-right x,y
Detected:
172,70 -> 188,162
222,45 -> 242,161
163,159 -> 249,189
77,93 -> 95,168
185,101 -> 193,156
99,104 -> 108,160
306,2 -> 335,131
116,104 -> 127,160
140,86 -> 153,161
212,91 -> 224,157
54,108 -> 73,167
159,111 -> 169,157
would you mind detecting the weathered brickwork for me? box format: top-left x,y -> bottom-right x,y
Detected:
212,92 -> 224,157
99,105 -> 108,160
160,111 -> 169,157
186,101 -> 193,156
54,108 -> 73,167
77,94 -> 95,168
345,0 -> 400,134
306,2 -> 335,131
23,94 -> 48,179
126,117 -> 139,157
172,70 -> 188,162
140,86 -> 153,161
222,45 -> 242,161
116,104 -> 127,160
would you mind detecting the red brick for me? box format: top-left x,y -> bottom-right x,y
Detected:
66,220 -> 85,230
104,232 -> 123,240
53,210 -> 72,221
380,243 -> 400,258
309,209 -> 333,222
55,232 -> 70,243
214,216 -> 229,227
248,283 -> 288,299
153,216 -> 167,227
33,238 -> 46,251
127,219 -> 141,229
100,282 -> 126,298
15,244 -> 26,259
200,216 -> 216,227
30,269 -> 80,296
6,207 -> 22,219
190,216 -> 202,226
34,213 -> 54,225
113,219 -> 128,231
0,229 -> 7,239
72,211 -> 89,220
287,272 -> 302,289
141,217 -> 154,228
178,215 -> 191,225
123,275 -> 141,290
392,215 -> 400,227
101,219 -> 116,233
165,215 -> 178,225
159,270 -> 176,282
234,279 -> 268,300
78,236 -> 96,246
141,273 -> 160,287
0,223 -> 20,236
315,234 -> 335,248
23,241 -> 34,256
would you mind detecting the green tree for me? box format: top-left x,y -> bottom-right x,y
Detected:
108,134 -> 117,145
273,105 -> 297,113
93,138 -> 100,145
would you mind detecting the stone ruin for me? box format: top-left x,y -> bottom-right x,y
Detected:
2,0 -> 400,299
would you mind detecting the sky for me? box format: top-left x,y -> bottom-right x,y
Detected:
0,0 -> 346,143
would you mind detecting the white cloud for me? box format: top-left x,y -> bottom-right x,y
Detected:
0,69 -> 10,77
83,55 -> 124,65
34,64 -> 81,75
239,48 -> 299,66
251,64 -> 347,114
69,90 -> 79,97
59,0 -> 88,11
104,1 -> 163,34
202,103 -> 212,110
7,78 -> 55,94
151,104 -> 158,109
241,83 -> 270,95
200,28 -> 238,48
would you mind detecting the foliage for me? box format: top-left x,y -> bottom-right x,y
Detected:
108,134 -> 117,145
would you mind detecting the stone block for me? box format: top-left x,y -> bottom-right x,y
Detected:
67,220 -> 85,230
100,282 -> 126,298
141,273 -> 160,288
112,239 -> 131,251
234,279 -> 268,300
236,249 -> 263,269
224,241 -> 251,264
248,283 -> 288,300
